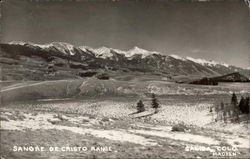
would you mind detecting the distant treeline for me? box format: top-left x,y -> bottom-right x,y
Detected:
190,72 -> 250,85
190,77 -> 218,85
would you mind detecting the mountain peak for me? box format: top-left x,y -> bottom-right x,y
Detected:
126,46 -> 160,58
129,46 -> 148,53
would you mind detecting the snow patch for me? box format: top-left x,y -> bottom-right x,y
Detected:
129,129 -> 220,145
0,111 -> 157,146
170,54 -> 186,61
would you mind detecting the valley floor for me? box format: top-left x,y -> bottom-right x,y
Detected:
0,98 -> 249,159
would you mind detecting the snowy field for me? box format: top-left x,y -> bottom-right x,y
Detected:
0,108 -> 249,159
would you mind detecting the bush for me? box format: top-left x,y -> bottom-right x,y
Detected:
171,124 -> 187,132
96,73 -> 109,80
78,71 -> 97,77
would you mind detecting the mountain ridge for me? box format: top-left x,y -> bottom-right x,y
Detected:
0,41 -> 249,81
6,41 -> 245,68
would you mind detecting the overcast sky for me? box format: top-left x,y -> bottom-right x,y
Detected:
1,0 -> 249,68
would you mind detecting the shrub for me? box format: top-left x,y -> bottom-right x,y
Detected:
96,73 -> 109,80
171,124 -> 187,132
78,71 -> 97,77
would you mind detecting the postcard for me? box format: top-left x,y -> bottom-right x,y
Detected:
0,0 -> 249,158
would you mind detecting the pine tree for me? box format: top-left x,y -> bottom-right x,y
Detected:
231,93 -> 239,122
245,97 -> 250,114
239,97 -> 245,114
151,93 -> 160,114
231,93 -> 238,106
136,100 -> 145,113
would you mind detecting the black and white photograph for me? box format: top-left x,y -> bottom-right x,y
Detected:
0,0 -> 250,158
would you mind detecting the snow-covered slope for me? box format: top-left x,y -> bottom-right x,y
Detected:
170,54 -> 186,61
78,45 -> 92,52
169,54 -> 229,67
186,56 -> 229,67
49,42 -> 76,55
90,47 -> 113,58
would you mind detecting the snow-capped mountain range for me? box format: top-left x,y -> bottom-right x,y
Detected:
8,41 -> 232,67
1,41 -> 250,81
9,41 -> 163,58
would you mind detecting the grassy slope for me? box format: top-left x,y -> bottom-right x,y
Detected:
1,77 -> 250,105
